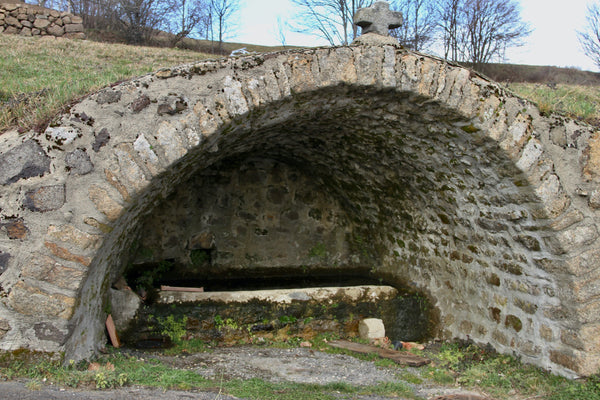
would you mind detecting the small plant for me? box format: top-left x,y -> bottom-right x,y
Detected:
156,315 -> 188,343
308,243 -> 327,258
190,249 -> 210,266
278,315 -> 298,325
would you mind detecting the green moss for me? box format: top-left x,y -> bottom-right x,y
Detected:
505,314 -> 523,332
190,249 -> 210,266
308,243 -> 327,258
461,124 -> 480,133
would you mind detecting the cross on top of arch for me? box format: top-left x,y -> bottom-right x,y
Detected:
354,1 -> 403,37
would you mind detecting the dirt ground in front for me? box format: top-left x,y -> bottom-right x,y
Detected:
0,344 -> 492,400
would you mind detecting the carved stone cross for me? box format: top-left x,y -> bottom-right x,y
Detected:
354,1 -> 403,37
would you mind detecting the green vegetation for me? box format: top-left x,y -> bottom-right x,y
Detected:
0,34 -> 210,133
1,339 -> 600,399
156,315 -> 188,343
508,83 -> 600,124
308,242 -> 328,258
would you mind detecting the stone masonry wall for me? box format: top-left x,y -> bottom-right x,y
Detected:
0,42 -> 599,378
0,1 -> 85,39
133,157 -> 354,275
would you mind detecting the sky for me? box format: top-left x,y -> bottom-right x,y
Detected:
234,0 -> 600,72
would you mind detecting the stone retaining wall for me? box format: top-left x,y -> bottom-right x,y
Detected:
0,1 -> 85,38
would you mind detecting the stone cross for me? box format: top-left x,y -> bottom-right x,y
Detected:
354,1 -> 403,36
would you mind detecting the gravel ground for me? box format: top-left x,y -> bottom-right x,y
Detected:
152,346 -> 399,385
0,345 -> 492,400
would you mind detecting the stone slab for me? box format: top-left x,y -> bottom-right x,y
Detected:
158,285 -> 398,305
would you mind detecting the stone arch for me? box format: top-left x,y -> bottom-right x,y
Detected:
1,44 -> 599,377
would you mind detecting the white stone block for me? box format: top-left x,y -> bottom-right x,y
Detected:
358,318 -> 385,340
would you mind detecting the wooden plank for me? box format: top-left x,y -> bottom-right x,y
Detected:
105,314 -> 121,348
160,285 -> 204,292
328,340 -> 430,367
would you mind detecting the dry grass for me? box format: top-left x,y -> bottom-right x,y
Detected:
2,33 -> 600,134
0,34 -> 212,133
507,83 -> 600,126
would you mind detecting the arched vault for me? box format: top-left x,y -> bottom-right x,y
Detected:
1,44 -> 599,377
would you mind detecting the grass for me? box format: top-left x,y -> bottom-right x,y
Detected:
1,339 -> 600,399
0,34 -> 212,133
507,83 -> 600,125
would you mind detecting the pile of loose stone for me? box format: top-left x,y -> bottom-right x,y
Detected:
0,2 -> 85,38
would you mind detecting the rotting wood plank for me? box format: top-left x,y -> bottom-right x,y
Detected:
105,314 -> 121,348
328,340 -> 430,367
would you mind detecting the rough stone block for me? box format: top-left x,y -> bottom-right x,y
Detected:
359,318 -> 385,339
93,127 -> 110,151
0,140 -> 50,185
4,15 -> 20,27
3,26 -> 18,34
64,23 -> 83,33
582,130 -> 600,181
109,288 -> 142,334
544,224 -> 599,255
24,185 -> 66,212
130,94 -> 151,113
19,26 -> 31,36
8,281 -> 75,320
46,24 -> 63,36
45,126 -> 80,145
504,314 -> 523,332
22,254 -> 84,291
65,148 -> 93,175
88,185 -> 124,221
189,232 -> 215,250
44,241 -> 91,266
34,322 -> 68,344
33,17 -> 50,29
0,251 -> 10,275
0,318 -> 9,339
96,89 -> 121,105
1,217 -> 29,240
540,324 -> 554,341
47,224 -> 101,250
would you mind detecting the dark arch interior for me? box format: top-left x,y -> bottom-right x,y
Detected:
117,85 -> 538,345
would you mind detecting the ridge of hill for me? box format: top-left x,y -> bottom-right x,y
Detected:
1,30 -> 600,134
467,62 -> 600,86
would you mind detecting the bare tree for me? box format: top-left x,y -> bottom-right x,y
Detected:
390,0 -> 436,51
208,0 -> 240,53
115,0 -> 164,44
291,0 -> 373,46
578,2 -> 600,69
165,0 -> 209,46
437,0 -> 466,61
462,0 -> 530,66
436,0 -> 529,65
275,15 -> 288,48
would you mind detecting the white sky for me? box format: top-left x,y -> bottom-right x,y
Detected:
234,0 -> 600,72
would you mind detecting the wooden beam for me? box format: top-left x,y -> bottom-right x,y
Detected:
328,340 -> 430,367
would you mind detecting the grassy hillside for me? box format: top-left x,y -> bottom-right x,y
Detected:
1,33 -> 599,134
0,34 -> 212,133
468,62 -> 600,86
